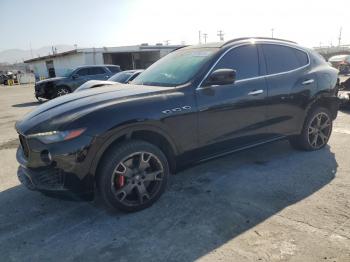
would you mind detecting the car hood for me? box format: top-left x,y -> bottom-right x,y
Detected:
36,76 -> 66,84
75,80 -> 118,92
16,84 -> 173,135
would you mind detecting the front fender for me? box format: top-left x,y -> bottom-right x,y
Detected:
88,122 -> 179,176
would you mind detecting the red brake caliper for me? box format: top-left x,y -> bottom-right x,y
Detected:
118,175 -> 125,188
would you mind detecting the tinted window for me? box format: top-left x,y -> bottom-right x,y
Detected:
129,72 -> 141,81
213,45 -> 259,80
294,49 -> 309,66
109,72 -> 133,83
107,66 -> 120,73
76,68 -> 89,76
89,67 -> 106,75
261,44 -> 306,74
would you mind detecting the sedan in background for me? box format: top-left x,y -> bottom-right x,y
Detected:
328,55 -> 350,74
74,70 -> 144,92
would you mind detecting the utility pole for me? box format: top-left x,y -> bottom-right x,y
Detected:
203,33 -> 208,44
217,30 -> 224,41
164,40 -> 170,45
271,28 -> 274,38
338,27 -> 342,46
198,30 -> 202,44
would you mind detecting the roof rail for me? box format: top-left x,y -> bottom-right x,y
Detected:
222,37 -> 297,46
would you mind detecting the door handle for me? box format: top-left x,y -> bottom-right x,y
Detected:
248,89 -> 264,96
302,79 -> 314,85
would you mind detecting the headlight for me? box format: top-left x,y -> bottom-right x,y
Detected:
27,128 -> 86,144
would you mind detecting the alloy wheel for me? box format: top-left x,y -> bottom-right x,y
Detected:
111,152 -> 164,207
57,88 -> 69,96
307,112 -> 331,149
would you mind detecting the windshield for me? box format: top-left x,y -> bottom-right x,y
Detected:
132,48 -> 218,87
109,71 -> 133,83
63,68 -> 74,77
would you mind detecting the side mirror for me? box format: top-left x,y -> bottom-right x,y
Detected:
203,69 -> 236,87
72,74 -> 79,79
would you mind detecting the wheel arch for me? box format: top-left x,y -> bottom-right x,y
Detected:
56,84 -> 72,92
306,93 -> 339,120
91,125 -> 179,179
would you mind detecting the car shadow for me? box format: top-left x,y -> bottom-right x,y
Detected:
0,140 -> 337,261
12,101 -> 41,108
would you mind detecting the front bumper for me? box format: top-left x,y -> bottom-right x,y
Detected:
17,165 -> 65,191
34,83 -> 53,99
16,134 -> 96,194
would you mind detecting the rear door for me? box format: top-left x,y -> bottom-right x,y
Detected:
196,44 -> 269,153
259,44 -> 315,136
89,67 -> 110,80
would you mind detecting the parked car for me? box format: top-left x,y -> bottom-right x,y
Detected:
34,65 -> 121,100
74,70 -> 144,92
328,55 -> 350,74
338,90 -> 350,107
0,74 -> 7,85
16,37 -> 339,212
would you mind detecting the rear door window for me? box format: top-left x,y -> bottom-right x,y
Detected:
261,44 -> 308,74
213,45 -> 259,80
89,67 -> 106,75
293,49 -> 309,66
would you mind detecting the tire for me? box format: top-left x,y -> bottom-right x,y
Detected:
97,140 -> 169,212
55,87 -> 70,98
289,107 -> 333,151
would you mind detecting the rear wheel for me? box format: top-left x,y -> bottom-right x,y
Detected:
97,140 -> 169,212
289,107 -> 333,151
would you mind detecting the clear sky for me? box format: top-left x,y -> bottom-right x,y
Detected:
1,0 -> 350,51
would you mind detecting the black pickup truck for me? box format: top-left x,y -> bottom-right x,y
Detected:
16,37 -> 339,212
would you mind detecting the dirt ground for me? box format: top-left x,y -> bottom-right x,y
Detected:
0,84 -> 349,262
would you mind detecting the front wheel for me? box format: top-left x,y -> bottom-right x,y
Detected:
55,87 -> 70,98
289,107 -> 333,151
97,140 -> 169,212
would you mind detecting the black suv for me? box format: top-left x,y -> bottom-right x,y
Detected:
16,38 -> 339,212
34,65 -> 121,100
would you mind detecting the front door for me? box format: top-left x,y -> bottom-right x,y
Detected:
196,44 -> 269,154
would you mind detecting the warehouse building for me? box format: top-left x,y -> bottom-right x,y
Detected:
24,44 -> 184,79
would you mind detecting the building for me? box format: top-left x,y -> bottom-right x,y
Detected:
24,44 -> 184,79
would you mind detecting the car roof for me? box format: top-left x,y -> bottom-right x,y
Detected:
329,55 -> 350,61
116,69 -> 144,74
74,64 -> 120,69
184,37 -> 299,50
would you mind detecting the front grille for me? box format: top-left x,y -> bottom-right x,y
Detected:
19,134 -> 29,158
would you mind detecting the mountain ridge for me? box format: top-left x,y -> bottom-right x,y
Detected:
0,45 -> 76,64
